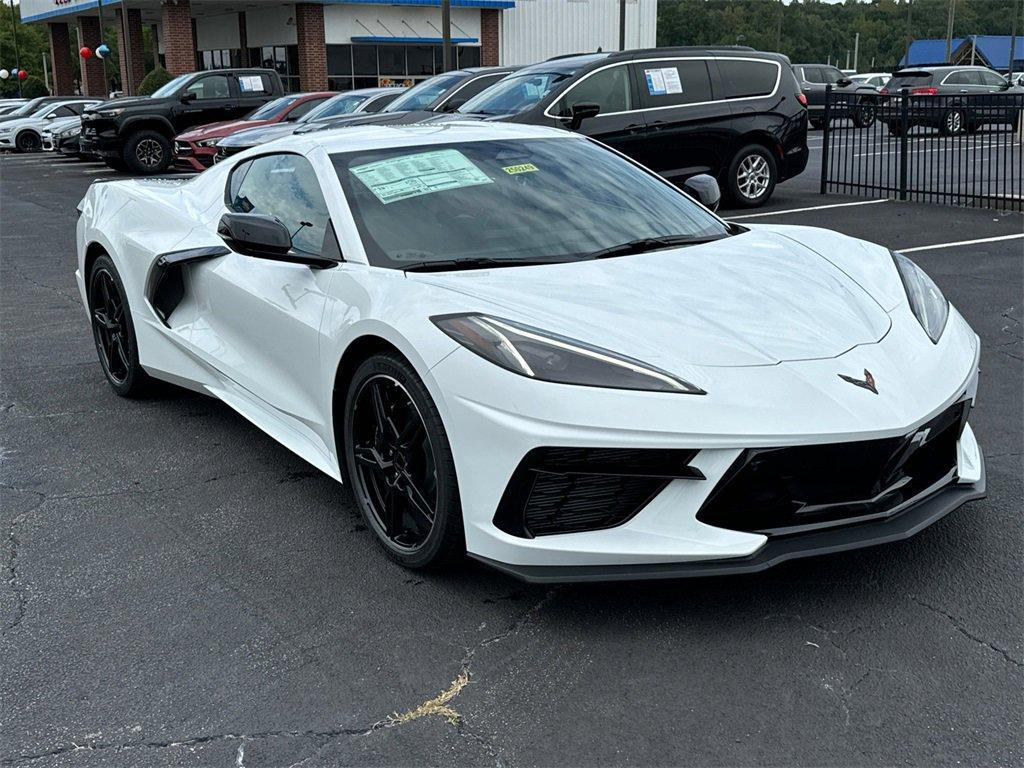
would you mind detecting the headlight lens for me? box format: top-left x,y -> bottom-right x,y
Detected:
0,127 -> 12,134
892,250 -> 948,343
97,108 -> 124,118
196,139 -> 219,147
432,314 -> 705,394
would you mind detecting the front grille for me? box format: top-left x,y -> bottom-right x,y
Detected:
175,141 -> 193,155
697,399 -> 969,536
494,447 -> 704,538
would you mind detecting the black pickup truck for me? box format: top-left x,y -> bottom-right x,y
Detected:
80,68 -> 284,174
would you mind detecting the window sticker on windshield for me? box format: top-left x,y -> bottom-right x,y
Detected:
502,163 -> 538,175
351,149 -> 493,205
239,75 -> 263,93
645,68 -> 683,96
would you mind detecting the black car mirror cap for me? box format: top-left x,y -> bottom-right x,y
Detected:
837,78 -> 853,87
218,212 -> 292,257
681,174 -> 722,212
180,91 -> 197,103
569,102 -> 601,130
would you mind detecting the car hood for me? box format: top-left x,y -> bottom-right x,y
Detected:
218,122 -> 299,148
296,110 -> 434,134
410,228 -> 893,368
178,118 -> 273,141
86,96 -> 154,112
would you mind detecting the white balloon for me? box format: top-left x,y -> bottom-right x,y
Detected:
0,69 -> 9,80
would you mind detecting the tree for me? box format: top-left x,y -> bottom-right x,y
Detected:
138,66 -> 173,96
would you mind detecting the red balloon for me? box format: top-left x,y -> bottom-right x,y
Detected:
79,46 -> 92,59
17,69 -> 27,80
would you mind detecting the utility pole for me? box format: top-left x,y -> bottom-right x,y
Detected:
853,31 -> 859,72
8,0 -> 22,97
95,0 -> 113,96
1009,0 -> 1019,81
944,0 -> 956,63
619,0 -> 626,51
120,0 -> 135,96
441,0 -> 451,72
904,0 -> 913,68
775,0 -> 783,51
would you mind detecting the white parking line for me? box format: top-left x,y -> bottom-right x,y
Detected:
899,233 -> 1024,253
727,198 -> 888,220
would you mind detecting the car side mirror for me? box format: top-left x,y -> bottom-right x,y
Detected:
681,174 -> 721,212
180,91 -> 197,103
218,212 -> 291,257
569,102 -> 600,129
837,78 -> 852,87
44,112 -> 57,120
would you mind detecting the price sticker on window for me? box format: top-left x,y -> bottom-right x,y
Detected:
645,67 -> 683,96
351,149 -> 493,205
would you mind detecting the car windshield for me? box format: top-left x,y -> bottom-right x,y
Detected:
332,137 -> 729,270
383,74 -> 464,113
10,99 -> 44,116
248,95 -> 300,120
459,70 -> 576,115
306,93 -> 368,121
151,73 -> 192,98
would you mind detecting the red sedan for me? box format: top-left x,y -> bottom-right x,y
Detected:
173,91 -> 333,171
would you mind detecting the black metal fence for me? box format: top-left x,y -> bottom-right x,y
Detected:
820,85 -> 1024,212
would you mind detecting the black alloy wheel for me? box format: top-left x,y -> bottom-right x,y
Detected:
15,131 -> 41,152
853,99 -> 876,128
124,130 -> 172,174
88,255 -> 153,397
343,354 -> 464,569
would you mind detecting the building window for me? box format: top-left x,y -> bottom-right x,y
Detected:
248,45 -> 300,92
326,43 -> 481,91
199,49 -> 240,71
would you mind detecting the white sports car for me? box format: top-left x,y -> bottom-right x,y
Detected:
76,122 -> 985,582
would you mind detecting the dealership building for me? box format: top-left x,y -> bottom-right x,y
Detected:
20,0 -> 656,97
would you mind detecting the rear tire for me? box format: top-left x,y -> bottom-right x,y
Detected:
342,352 -> 465,570
887,121 -> 904,137
87,255 -> 156,398
123,130 -> 172,175
725,144 -> 777,208
852,99 -> 876,128
941,108 -> 966,136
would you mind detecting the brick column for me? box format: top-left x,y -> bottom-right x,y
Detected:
295,3 -> 327,91
238,12 -> 249,67
480,9 -> 499,67
76,16 -> 107,97
115,8 -> 145,94
161,0 -> 196,75
47,22 -> 75,95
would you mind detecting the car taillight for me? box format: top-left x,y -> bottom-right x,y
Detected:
911,87 -> 938,96
796,93 -> 808,106
879,87 -> 889,95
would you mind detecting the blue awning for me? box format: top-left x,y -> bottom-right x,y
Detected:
351,35 -> 479,44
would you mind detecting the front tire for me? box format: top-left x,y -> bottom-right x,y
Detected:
725,144 -> 777,208
342,353 -> 465,570
15,131 -> 41,152
88,255 -> 155,398
123,130 -> 172,175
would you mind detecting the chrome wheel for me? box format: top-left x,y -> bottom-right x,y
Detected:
350,374 -> 438,551
135,138 -> 164,168
945,110 -> 964,134
736,154 -> 771,200
89,267 -> 129,385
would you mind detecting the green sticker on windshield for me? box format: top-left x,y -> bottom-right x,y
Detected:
502,163 -> 538,175
351,149 -> 492,205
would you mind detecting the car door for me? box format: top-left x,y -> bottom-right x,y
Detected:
626,57 -> 727,180
173,73 -> 237,131
976,69 -> 1012,122
797,66 -> 827,114
543,62 -> 646,158
188,152 -> 336,425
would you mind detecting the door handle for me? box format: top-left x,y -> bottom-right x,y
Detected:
959,89 -> 969,93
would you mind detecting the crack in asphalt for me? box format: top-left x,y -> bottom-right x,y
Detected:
2,513 -> 28,635
910,595 -> 1023,670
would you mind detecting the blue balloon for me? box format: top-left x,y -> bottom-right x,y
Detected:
96,44 -> 110,59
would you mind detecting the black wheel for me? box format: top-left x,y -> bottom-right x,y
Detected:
887,121 -> 904,137
104,157 -> 128,171
88,255 -> 154,398
941,108 -> 966,135
725,144 -> 777,208
15,131 -> 41,152
123,130 -> 172,174
852,99 -> 876,128
342,353 -> 464,570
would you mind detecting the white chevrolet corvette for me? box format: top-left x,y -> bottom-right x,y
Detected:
76,122 -> 985,581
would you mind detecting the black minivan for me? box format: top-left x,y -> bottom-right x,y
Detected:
451,47 -> 808,207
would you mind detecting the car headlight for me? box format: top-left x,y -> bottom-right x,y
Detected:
196,139 -> 219,147
96,108 -> 124,118
432,314 -> 705,394
59,127 -> 81,138
892,250 -> 948,343
0,127 -> 13,134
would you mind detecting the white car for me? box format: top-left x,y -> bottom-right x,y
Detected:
849,72 -> 892,89
0,99 -> 98,152
75,123 -> 985,581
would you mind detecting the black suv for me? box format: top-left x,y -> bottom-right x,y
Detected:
879,65 -> 1023,135
80,68 -> 284,174
450,48 -> 808,207
792,64 -> 880,128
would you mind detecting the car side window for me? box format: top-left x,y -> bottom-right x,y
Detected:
962,70 -> 985,85
944,71 -> 966,85
979,70 -> 1005,87
801,67 -> 823,84
52,105 -> 76,117
717,60 -> 779,99
443,74 -> 506,109
633,60 -> 713,108
226,154 -> 331,256
287,97 -> 328,120
186,75 -> 231,100
552,65 -> 632,117
822,68 -> 845,84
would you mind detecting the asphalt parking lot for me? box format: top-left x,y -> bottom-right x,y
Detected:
1,146 -> 1021,767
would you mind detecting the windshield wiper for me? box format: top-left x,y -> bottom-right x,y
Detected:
402,257 -> 564,273
584,234 -> 728,260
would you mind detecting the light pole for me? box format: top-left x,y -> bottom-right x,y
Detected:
441,0 -> 451,72
619,0 -> 626,51
120,0 -> 135,95
8,0 -> 22,97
